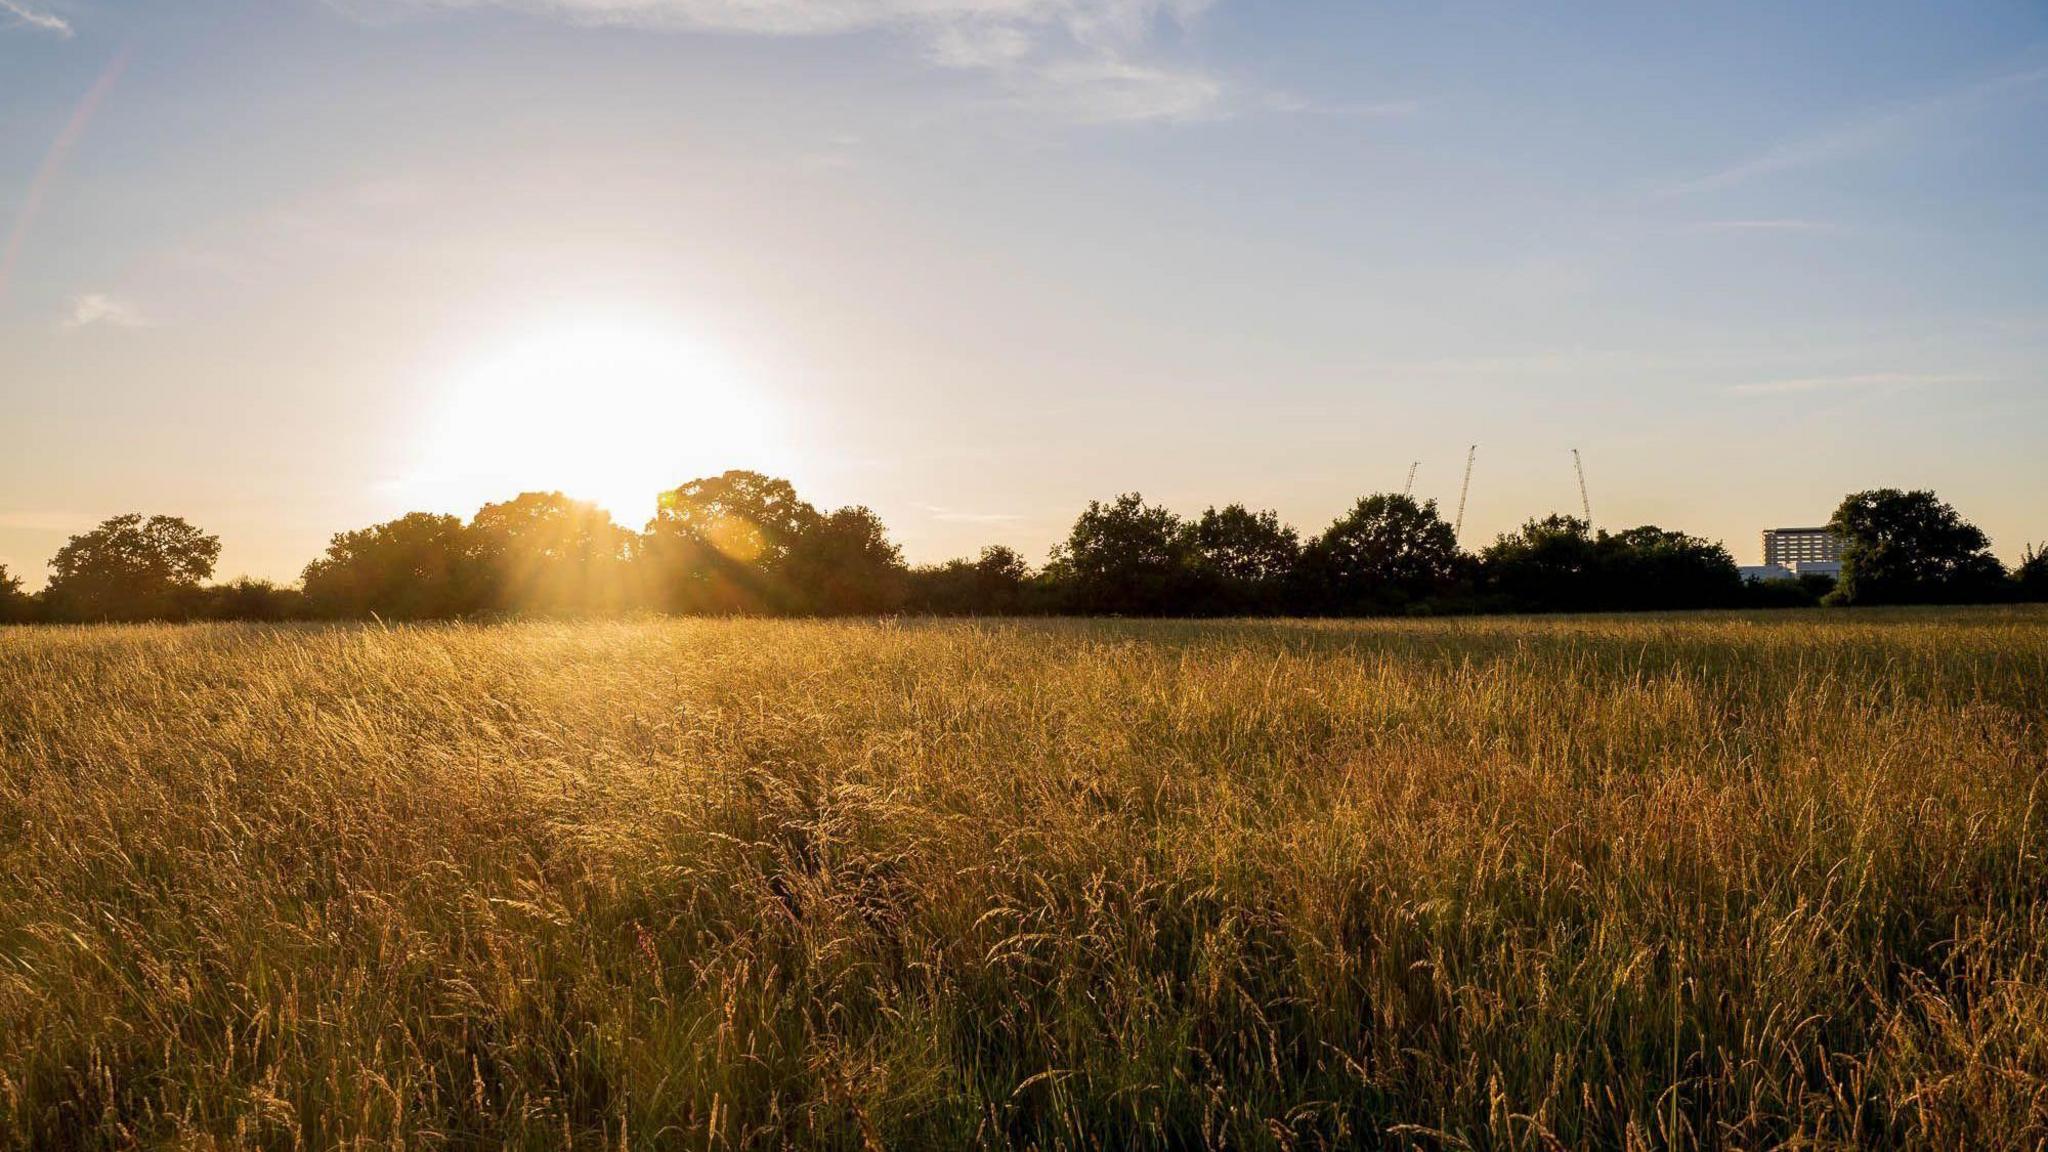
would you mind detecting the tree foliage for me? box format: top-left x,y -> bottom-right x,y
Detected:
302,513 -> 478,619
1302,495 -> 1463,614
644,471 -> 820,613
1827,489 -> 2008,606
781,506 -> 906,615
908,546 -> 1035,615
1047,494 -> 1198,615
43,514 -> 221,621
470,492 -> 637,615
2013,545 -> 2047,604
0,563 -> 32,624
1483,517 -> 1741,613
1192,505 -> 1301,614
6,478 -> 2023,626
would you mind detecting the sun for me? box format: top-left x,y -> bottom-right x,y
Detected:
413,317 -> 778,527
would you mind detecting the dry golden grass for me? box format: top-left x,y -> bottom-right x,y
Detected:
2,610 -> 2046,1149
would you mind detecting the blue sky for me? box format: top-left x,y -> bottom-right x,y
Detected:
3,0 -> 2045,582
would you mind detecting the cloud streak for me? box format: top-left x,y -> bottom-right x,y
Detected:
1696,218 -> 1831,232
65,293 -> 155,329
1663,65 -> 2048,197
1727,372 -> 1996,397
0,0 -> 70,36
333,0 -> 1223,122
917,503 -> 1023,524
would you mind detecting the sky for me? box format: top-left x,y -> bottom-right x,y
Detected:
3,0 -> 2045,584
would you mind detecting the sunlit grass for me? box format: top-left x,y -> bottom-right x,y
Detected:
3,610 -> 2046,1148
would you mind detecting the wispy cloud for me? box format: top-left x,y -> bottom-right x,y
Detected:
331,0 -> 1224,122
64,293 -> 155,329
1261,92 -> 1421,119
0,0 -> 70,36
1663,65 -> 2048,197
1727,372 -> 1996,397
917,503 -> 1023,524
1696,218 -> 1832,232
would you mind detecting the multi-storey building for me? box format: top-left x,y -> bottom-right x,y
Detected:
1763,527 -> 1844,567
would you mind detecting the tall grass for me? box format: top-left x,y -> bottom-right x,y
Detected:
2,610 -> 2045,1149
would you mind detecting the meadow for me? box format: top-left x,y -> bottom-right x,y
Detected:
2,610 -> 2045,1150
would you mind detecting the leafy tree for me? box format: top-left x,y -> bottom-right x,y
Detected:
1303,494 -> 1463,614
1046,494 -> 1198,615
198,578 -> 304,621
470,492 -> 638,615
2014,544 -> 2048,603
649,471 -> 816,568
1740,572 -> 1837,610
909,545 -> 1035,615
43,514 -> 220,621
644,471 -> 819,612
1192,504 -> 1300,613
0,563 -> 33,623
1594,526 -> 1743,611
1479,516 -> 1603,612
301,512 -> 479,619
782,506 -> 907,615
1482,517 -> 1742,613
1827,489 -> 2008,606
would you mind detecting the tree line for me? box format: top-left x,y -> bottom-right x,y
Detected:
2,473 -> 2042,625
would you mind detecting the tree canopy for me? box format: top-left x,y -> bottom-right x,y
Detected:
1827,489 -> 2008,606
2017,546 -> 2048,604
1303,495 -> 1464,614
781,506 -> 907,615
42,514 -> 221,622
1047,494 -> 1198,615
302,512 -> 479,619
644,471 -> 821,613
1479,518 -> 1741,613
2,478 -> 2024,625
0,564 -> 31,624
1192,504 -> 1301,613
470,492 -> 638,615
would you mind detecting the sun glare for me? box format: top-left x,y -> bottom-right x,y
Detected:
414,319 -> 777,528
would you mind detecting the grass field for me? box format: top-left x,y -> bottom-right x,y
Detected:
3,611 -> 2046,1149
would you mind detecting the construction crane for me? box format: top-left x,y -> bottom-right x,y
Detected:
1403,461 -> 1420,497
1454,445 -> 1477,541
1572,448 -> 1592,525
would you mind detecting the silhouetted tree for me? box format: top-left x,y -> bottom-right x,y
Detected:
644,471 -> 819,613
2017,545 -> 2048,603
1481,517 -> 1742,613
1479,516 -> 1602,612
42,514 -> 220,621
199,578 -> 304,621
1192,504 -> 1301,614
470,492 -> 638,615
0,563 -> 32,623
1739,572 -> 1837,610
1046,494 -> 1198,615
301,512 -> 479,619
909,545 -> 1035,615
1302,495 -> 1464,614
782,506 -> 907,615
1827,489 -> 2008,606
1594,526 -> 1743,611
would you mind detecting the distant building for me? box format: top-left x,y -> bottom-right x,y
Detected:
1763,527 -> 1844,568
1739,559 -> 1842,585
